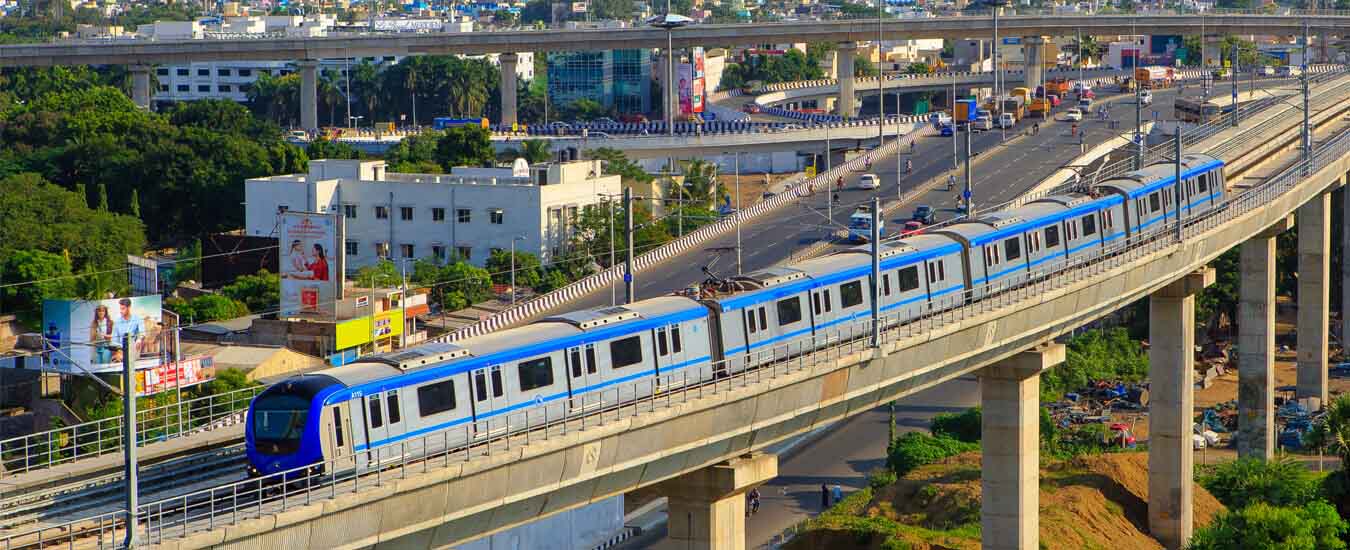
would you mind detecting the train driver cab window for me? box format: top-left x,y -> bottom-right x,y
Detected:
518,357 -> 555,391
611,336 -> 644,369
251,391 -> 310,455
1081,215 -> 1097,236
840,281 -> 864,308
1003,238 -> 1021,261
1045,226 -> 1060,248
777,297 -> 802,325
417,379 -> 457,417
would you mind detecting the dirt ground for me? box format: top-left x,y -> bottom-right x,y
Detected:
789,451 -> 1224,550
717,172 -> 801,210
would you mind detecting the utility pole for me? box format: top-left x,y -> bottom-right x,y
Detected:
734,152 -> 743,275
825,124 -> 833,231
608,197 -> 616,306
122,334 -> 139,549
1134,81 -> 1143,170
869,196 -> 881,348
624,187 -> 635,304
1303,20 -> 1312,172
877,0 -> 885,164
897,91 -> 904,202
1230,42 -> 1239,127
963,124 -> 974,217
1173,126 -> 1183,243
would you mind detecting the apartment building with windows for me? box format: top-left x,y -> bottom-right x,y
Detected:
244,159 -> 621,270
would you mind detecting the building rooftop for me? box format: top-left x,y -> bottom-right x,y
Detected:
251,158 -> 607,188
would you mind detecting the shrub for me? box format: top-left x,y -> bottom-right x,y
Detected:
1198,457 -> 1323,510
929,407 -> 981,443
887,433 -> 979,476
1188,501 -> 1347,550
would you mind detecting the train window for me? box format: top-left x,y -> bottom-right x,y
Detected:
882,274 -> 892,296
417,380 -> 457,417
585,345 -> 598,374
671,326 -> 682,353
517,357 -> 555,392
938,261 -> 946,281
490,366 -> 504,397
1004,238 -> 1021,261
656,327 -> 669,357
1082,215 -> 1097,236
777,297 -> 802,325
369,398 -> 383,429
927,263 -> 936,284
333,407 -> 344,448
823,290 -> 832,312
899,266 -> 919,291
570,348 -> 583,377
812,293 -> 822,316
1045,226 -> 1060,248
611,336 -> 644,368
1149,192 -> 1161,212
747,312 -> 757,334
387,393 -> 401,424
758,307 -> 767,329
840,281 -> 864,308
473,372 -> 488,402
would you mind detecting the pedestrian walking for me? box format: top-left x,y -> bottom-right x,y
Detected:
905,158 -> 913,174
831,484 -> 844,504
821,483 -> 830,508
946,174 -> 956,191
909,140 -> 916,154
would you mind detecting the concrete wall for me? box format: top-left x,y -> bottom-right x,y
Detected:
452,496 -> 622,550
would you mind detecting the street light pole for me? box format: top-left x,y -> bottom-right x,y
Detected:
869,196 -> 881,347
1230,42 -> 1239,127
877,0 -> 885,160
964,124 -> 974,217
608,197 -> 616,306
122,334 -> 139,549
1134,81 -> 1143,170
735,152 -> 743,275
624,187 -> 635,304
1303,20 -> 1312,171
826,124 -> 833,230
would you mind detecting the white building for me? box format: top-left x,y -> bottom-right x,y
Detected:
244,159 -> 621,269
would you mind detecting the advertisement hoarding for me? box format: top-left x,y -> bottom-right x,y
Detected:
136,355 -> 215,397
279,211 -> 339,319
42,296 -> 164,374
678,63 -> 694,116
334,309 -> 405,350
691,47 -> 706,113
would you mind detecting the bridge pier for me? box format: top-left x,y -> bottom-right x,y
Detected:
836,42 -> 857,118
129,64 -> 152,110
656,453 -> 777,550
1297,192 -> 1331,406
1022,37 -> 1046,95
1238,216 -> 1292,461
500,52 -> 519,128
980,344 -> 1065,550
1149,268 -> 1214,550
1343,186 -> 1350,357
299,59 -> 319,132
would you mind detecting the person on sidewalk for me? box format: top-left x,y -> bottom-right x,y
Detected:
821,483 -> 830,508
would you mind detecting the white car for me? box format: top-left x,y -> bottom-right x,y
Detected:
858,174 -> 881,190
998,113 -> 1016,128
1139,90 -> 1153,106
973,115 -> 994,131
1064,109 -> 1084,121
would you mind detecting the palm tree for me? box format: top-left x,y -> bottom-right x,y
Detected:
680,159 -> 720,210
1306,394 -> 1350,465
320,70 -> 344,127
521,139 -> 552,164
1072,35 -> 1103,66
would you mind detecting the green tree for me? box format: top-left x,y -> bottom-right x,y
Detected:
174,239 -> 201,285
1040,328 -> 1149,400
164,294 -> 248,323
1188,501 -> 1347,550
561,98 -> 609,121
1198,457 -> 1324,510
168,99 -> 280,140
128,188 -> 140,218
929,407 -> 981,443
519,139 -> 552,164
854,57 -> 878,77
435,124 -> 496,169
679,159 -> 721,209
0,249 -> 77,322
219,269 -> 280,313
96,183 -> 108,212
306,138 -> 363,160
485,249 -> 543,289
245,72 -> 301,127
384,131 -> 443,173
354,260 -> 402,288
886,432 -> 979,476
0,173 -> 144,281
587,147 -> 653,184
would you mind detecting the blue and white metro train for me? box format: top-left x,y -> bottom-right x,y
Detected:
245,154 -> 1226,477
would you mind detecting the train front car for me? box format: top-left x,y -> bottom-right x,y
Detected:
246,374 -> 343,478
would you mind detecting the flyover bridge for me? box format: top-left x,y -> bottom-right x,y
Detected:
7,69 -> 1350,550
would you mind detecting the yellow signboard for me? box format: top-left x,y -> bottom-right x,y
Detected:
335,309 -> 404,349
806,165 -> 817,178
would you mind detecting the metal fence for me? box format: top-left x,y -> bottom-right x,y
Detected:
0,386 -> 262,480
8,114 -> 1349,550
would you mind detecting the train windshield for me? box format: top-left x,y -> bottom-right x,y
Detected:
252,393 -> 310,454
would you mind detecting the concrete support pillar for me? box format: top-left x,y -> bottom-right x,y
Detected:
129,64 -> 152,110
500,52 -> 519,128
1237,216 -> 1290,461
1148,268 -> 1214,550
836,42 -> 858,118
1022,36 -> 1046,95
1342,186 -> 1350,355
1202,35 -> 1222,68
1298,192 -> 1331,406
657,453 -> 777,550
298,59 -> 319,132
980,344 -> 1065,550
1318,32 -> 1331,63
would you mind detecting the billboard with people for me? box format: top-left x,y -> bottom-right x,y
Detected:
279,211 -> 339,318
42,296 -> 165,374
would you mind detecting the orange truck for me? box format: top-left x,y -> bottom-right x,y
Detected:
1045,77 -> 1073,97
1134,66 -> 1175,89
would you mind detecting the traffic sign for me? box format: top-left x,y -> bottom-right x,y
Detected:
624,272 -> 632,283
963,190 -> 972,199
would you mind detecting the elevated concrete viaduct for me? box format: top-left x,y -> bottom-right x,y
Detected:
134,121 -> 1350,550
